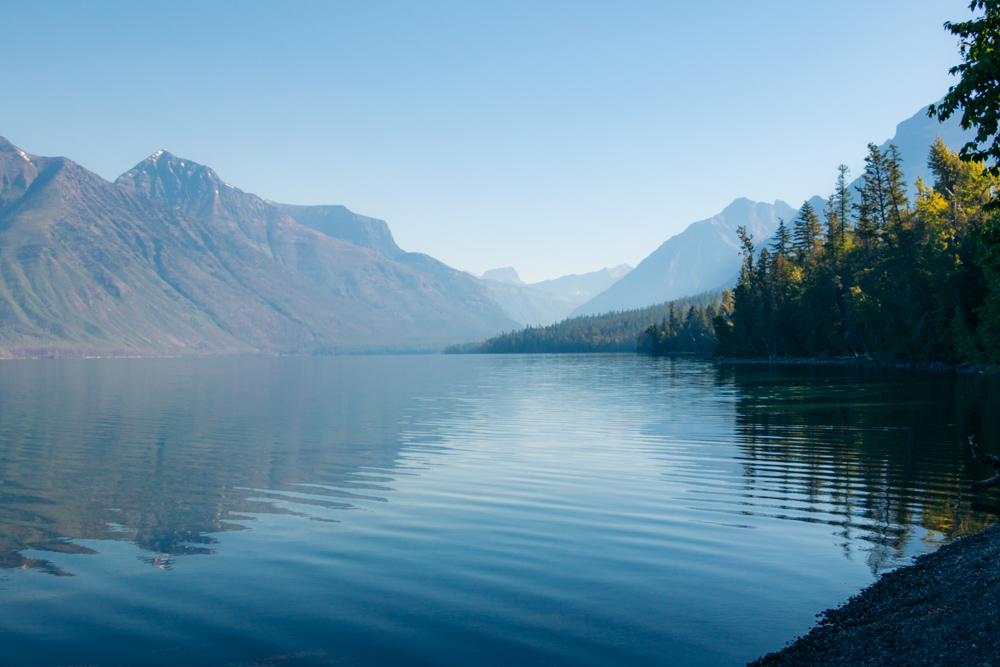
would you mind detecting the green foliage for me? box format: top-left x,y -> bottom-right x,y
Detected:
637,298 -> 721,356
714,141 -> 1000,363
929,1 -> 1000,181
448,291 -> 724,354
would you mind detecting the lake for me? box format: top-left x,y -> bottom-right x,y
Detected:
0,354 -> 997,666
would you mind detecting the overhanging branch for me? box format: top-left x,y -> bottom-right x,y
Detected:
969,434 -> 1000,490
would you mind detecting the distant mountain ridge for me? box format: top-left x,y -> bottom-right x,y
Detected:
531,264 -> 632,304
479,264 -> 634,326
481,267 -> 524,285
480,280 -> 577,327
573,198 -> 796,316
0,138 -> 516,356
268,202 -> 404,259
572,102 -> 975,317
870,103 -> 974,191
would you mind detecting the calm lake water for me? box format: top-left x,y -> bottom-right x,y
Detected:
0,354 -> 997,666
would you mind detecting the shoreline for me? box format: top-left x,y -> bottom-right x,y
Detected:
748,521 -> 1000,666
711,355 -> 1000,376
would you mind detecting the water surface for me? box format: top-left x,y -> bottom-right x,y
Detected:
0,355 -> 996,666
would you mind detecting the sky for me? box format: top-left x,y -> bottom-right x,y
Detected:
1,0 -> 975,282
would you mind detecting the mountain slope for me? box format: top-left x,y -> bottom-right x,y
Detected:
572,103 -> 974,318
477,265 -> 633,325
530,264 -> 632,304
0,139 -> 515,356
573,199 -> 796,316
481,267 -> 524,284
481,280 -> 577,327
267,202 -> 404,259
870,103 -> 975,190
0,139 -> 258,354
115,150 -> 517,351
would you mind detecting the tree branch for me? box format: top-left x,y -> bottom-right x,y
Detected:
968,434 -> 1000,489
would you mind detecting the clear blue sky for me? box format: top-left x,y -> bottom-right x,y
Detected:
1,0 -> 973,282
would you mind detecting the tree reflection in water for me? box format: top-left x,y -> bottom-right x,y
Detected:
715,362 -> 1000,574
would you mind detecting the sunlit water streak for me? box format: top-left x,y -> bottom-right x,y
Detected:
0,355 -> 996,666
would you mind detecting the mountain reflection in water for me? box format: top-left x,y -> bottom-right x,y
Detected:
0,356 -> 435,575
1,358 -> 997,575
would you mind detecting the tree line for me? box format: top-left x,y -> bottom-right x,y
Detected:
448,291 -> 724,354
713,139 -> 1000,363
637,300 -> 719,355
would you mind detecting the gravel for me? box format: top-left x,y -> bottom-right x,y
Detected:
749,523 -> 1000,666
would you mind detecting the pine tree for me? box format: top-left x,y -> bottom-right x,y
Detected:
792,201 -> 821,263
856,144 -> 889,255
833,164 -> 852,244
856,144 -> 909,259
771,218 -> 791,258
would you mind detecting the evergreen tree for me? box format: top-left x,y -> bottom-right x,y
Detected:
792,201 -> 821,263
713,141 -> 1000,364
856,144 -> 891,255
833,164 -> 853,245
771,218 -> 791,258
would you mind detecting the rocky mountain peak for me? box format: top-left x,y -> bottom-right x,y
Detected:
0,137 -> 34,162
116,151 -> 233,205
0,137 -> 44,208
606,264 -> 633,279
113,151 -> 270,238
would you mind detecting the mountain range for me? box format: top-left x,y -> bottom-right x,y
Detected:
0,102 -> 976,356
0,139 -> 517,356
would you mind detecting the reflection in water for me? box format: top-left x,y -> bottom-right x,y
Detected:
0,356 -> 460,575
0,355 -> 997,667
713,363 -> 1000,573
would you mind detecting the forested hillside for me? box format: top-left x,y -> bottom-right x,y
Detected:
714,140 -> 1000,363
450,291 -> 722,354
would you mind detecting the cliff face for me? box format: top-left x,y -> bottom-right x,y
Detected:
269,202 -> 404,259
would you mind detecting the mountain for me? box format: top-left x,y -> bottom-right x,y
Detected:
266,202 -> 404,259
530,264 -> 632,304
573,199 -> 796,316
868,103 -> 975,191
480,280 -> 577,327
477,264 -> 633,326
0,139 -> 515,356
481,267 -> 525,285
572,103 -> 975,318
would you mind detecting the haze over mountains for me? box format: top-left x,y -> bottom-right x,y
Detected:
573,198 -> 797,316
0,139 -> 516,356
571,103 -> 974,317
480,265 -> 633,326
0,101 -> 977,356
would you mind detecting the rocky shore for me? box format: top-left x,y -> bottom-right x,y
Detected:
749,523 -> 1000,666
